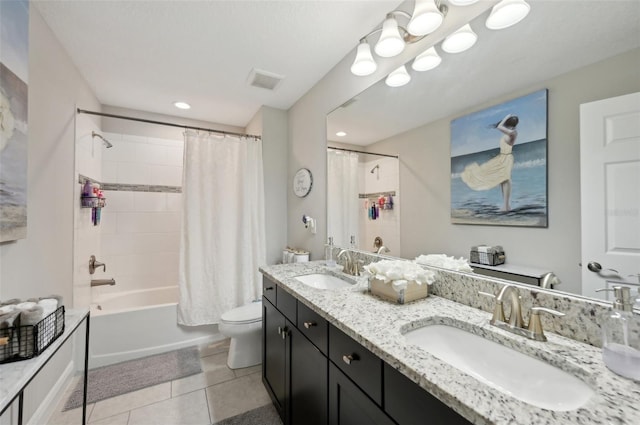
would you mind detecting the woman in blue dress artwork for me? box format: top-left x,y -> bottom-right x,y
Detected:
461,114 -> 518,212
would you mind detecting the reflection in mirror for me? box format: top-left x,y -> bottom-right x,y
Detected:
326,146 -> 399,254
326,1 -> 640,300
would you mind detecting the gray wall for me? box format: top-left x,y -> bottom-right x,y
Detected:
0,7 -> 100,423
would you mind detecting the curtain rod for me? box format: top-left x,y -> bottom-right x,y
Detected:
77,109 -> 261,140
328,146 -> 398,159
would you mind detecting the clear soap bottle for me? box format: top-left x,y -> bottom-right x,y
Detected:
597,286 -> 640,380
325,237 -> 336,267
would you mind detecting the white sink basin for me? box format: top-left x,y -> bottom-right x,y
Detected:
404,324 -> 594,411
295,273 -> 353,290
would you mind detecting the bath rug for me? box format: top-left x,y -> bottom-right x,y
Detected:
214,404 -> 282,425
63,346 -> 201,410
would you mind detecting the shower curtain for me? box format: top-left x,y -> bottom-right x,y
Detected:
178,131 -> 266,326
327,149 -> 359,248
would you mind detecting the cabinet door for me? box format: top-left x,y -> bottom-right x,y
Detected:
290,324 -> 328,425
263,298 -> 287,421
329,363 -> 394,425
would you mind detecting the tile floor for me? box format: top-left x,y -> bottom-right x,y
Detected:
48,340 -> 273,425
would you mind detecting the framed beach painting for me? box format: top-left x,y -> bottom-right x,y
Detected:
450,89 -> 548,227
0,0 -> 29,242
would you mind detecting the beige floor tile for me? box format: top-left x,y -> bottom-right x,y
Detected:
172,352 -> 236,397
128,389 -> 210,425
47,404 -> 95,425
90,382 -> 171,422
90,412 -> 130,425
198,339 -> 230,357
233,364 -> 262,378
206,372 -> 271,423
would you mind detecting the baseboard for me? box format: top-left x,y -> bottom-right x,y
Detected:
27,361 -> 75,425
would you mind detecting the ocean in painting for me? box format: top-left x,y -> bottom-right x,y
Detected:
451,139 -> 547,227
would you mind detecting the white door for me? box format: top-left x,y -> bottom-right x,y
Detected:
580,92 -> 640,299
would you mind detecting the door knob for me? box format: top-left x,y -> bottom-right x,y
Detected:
587,261 -> 619,274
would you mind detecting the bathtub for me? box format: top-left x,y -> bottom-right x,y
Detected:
89,286 -> 222,368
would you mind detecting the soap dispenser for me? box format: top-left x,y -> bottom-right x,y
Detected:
325,237 -> 336,267
597,286 -> 640,380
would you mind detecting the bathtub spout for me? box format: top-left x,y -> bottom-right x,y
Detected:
91,278 -> 116,287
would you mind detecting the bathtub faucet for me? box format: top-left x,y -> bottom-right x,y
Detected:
91,278 -> 116,287
89,255 -> 106,274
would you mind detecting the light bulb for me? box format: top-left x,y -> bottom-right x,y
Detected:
407,0 -> 444,36
385,65 -> 411,87
375,15 -> 405,58
448,0 -> 479,5
412,47 -> 441,71
350,40 -> 377,76
173,101 -> 191,110
486,0 -> 531,30
442,24 -> 477,53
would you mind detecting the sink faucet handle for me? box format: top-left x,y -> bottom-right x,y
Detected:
527,307 -> 565,341
478,291 -> 506,324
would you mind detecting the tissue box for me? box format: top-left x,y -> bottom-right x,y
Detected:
369,278 -> 428,304
470,245 -> 505,266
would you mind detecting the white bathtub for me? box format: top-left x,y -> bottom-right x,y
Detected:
89,286 -> 222,368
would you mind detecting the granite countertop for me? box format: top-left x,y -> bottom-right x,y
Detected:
260,261 -> 640,425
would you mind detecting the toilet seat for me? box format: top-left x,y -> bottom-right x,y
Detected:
220,301 -> 262,325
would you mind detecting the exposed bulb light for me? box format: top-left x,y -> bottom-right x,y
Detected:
350,40 -> 377,76
412,46 -> 442,71
486,0 -> 530,30
375,14 -> 405,58
173,101 -> 191,110
385,65 -> 411,87
448,0 -> 479,5
407,0 -> 445,36
441,24 -> 477,53
336,131 -> 347,137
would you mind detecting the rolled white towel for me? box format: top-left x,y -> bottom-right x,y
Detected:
0,298 -> 21,306
19,305 -> 44,325
38,298 -> 58,317
0,304 -> 16,314
0,310 -> 21,328
16,301 -> 37,311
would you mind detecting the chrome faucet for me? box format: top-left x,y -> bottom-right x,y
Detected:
480,284 -> 565,342
338,249 -> 360,276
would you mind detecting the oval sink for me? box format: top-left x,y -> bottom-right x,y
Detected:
295,273 -> 353,290
404,324 -> 594,411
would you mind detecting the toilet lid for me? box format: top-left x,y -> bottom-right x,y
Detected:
221,301 -> 262,324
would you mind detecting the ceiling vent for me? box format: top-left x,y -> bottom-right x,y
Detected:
247,68 -> 284,91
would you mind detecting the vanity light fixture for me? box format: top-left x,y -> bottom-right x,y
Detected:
350,40 -> 378,76
336,131 -> 347,137
448,0 -> 480,6
385,65 -> 411,87
375,14 -> 405,58
412,46 -> 442,71
485,0 -> 531,30
407,0 -> 447,36
173,101 -> 191,110
441,23 -> 477,53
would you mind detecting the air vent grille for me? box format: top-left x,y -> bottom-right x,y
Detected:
247,68 -> 284,91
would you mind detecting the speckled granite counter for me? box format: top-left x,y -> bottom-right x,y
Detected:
260,261 -> 640,425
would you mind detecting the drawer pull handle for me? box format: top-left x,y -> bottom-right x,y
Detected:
277,326 -> 282,335
281,327 -> 288,340
342,354 -> 359,365
303,321 -> 316,329
265,286 -> 274,291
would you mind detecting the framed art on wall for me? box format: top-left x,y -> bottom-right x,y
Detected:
0,0 -> 29,242
450,89 -> 548,227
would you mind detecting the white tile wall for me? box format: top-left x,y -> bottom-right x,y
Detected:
99,134 -> 184,293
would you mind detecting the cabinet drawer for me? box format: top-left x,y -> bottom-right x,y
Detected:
276,285 -> 297,323
384,363 -> 471,425
297,301 -> 328,355
262,276 -> 277,304
329,324 -> 382,405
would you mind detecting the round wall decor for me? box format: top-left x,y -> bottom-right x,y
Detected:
293,168 -> 313,197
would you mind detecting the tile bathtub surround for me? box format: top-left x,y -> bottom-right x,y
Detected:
261,261 -> 640,425
327,248 -> 633,347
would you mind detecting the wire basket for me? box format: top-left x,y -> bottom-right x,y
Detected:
470,245 -> 505,266
0,306 -> 65,364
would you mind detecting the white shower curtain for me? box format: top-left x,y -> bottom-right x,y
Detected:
327,149 -> 359,248
178,131 -> 266,326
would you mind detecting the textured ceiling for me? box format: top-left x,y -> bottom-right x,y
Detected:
327,0 -> 640,146
34,0 -> 401,127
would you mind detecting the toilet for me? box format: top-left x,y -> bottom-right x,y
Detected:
219,300 -> 262,369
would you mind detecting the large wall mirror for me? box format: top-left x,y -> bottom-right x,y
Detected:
326,1 -> 640,300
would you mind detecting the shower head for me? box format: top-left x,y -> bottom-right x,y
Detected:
92,131 -> 113,148
370,164 -> 379,173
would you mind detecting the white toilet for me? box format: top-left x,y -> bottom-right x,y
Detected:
219,300 -> 262,369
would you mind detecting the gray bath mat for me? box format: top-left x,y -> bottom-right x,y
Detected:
214,404 -> 282,425
64,346 -> 201,410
